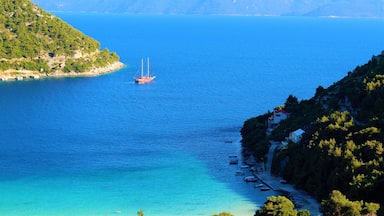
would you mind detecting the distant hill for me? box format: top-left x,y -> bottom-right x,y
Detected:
31,0 -> 384,17
241,51 -> 384,214
0,0 -> 123,80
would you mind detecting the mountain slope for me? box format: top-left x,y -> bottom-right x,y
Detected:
31,0 -> 384,17
0,0 -> 123,80
304,0 -> 384,17
241,51 -> 384,213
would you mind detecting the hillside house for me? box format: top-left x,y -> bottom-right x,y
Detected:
268,109 -> 289,127
289,129 -> 305,143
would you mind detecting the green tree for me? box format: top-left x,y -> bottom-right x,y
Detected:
297,209 -> 310,216
315,85 -> 326,97
284,95 -> 299,113
240,113 -> 270,160
137,209 -> 144,216
255,196 -> 298,216
321,190 -> 379,216
362,202 -> 380,216
213,212 -> 234,216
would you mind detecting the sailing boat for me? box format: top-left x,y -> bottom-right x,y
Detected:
135,58 -> 156,84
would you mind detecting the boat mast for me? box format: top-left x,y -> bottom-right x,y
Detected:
141,58 -> 144,77
147,58 -> 150,77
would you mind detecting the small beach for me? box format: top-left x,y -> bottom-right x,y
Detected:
252,165 -> 321,215
229,148 -> 321,216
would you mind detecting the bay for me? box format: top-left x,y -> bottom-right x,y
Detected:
0,14 -> 384,216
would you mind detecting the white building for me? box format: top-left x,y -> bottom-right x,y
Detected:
268,109 -> 289,126
289,129 -> 305,143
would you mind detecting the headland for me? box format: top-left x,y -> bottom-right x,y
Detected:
0,61 -> 125,81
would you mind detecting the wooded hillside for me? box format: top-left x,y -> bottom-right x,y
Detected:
0,0 -> 120,78
241,51 -> 384,214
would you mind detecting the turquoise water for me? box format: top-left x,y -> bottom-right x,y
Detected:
1,15 -> 384,216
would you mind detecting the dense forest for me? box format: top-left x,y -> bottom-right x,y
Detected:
0,0 -> 120,75
241,51 -> 384,215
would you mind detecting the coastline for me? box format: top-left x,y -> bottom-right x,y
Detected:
252,166 -> 321,215
0,61 -> 125,81
240,148 -> 321,215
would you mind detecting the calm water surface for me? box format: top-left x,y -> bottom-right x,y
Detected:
0,15 -> 383,215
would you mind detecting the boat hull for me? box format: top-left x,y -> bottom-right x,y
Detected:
135,76 -> 155,84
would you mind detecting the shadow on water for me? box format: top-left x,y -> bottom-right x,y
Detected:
179,125 -> 278,211
189,125 -> 322,215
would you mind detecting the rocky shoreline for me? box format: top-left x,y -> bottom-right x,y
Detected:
240,146 -> 321,215
0,61 -> 125,81
253,167 -> 321,215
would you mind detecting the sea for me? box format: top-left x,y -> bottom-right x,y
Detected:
1,14 -> 384,216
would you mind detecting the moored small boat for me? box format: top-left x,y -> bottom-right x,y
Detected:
254,183 -> 264,188
243,176 -> 257,182
235,170 -> 245,176
260,187 -> 271,191
229,159 -> 239,165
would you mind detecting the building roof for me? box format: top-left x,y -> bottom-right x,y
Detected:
275,109 -> 288,114
292,129 -> 305,136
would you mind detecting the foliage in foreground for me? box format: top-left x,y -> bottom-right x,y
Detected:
213,212 -> 234,216
255,196 -> 310,216
321,190 -> 380,216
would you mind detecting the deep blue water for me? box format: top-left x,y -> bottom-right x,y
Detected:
0,15 -> 384,215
